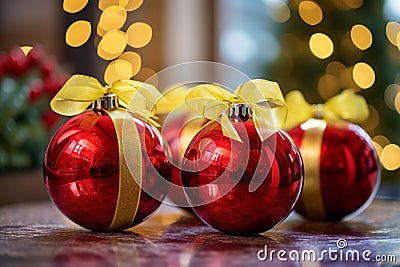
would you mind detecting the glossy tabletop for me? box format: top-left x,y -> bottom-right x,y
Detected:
0,199 -> 399,266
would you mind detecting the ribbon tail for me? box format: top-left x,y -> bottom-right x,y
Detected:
221,114 -> 242,143
106,109 -> 142,231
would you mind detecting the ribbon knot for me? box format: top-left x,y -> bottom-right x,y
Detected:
284,89 -> 369,130
185,79 -> 287,142
50,74 -> 161,126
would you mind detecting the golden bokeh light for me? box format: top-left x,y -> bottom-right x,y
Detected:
309,33 -> 334,59
135,67 -> 157,84
373,135 -> 391,147
66,20 -> 92,47
339,67 -> 358,90
342,0 -> 363,9
98,30 -> 127,55
118,51 -> 142,77
395,92 -> 400,115
351,24 -> 373,50
97,23 -> 107,37
361,105 -> 379,132
114,59 -> 133,78
386,21 -> 400,46
104,59 -> 131,85
372,141 -> 382,159
381,144 -> 400,171
352,62 -> 375,89
125,0 -> 144,11
127,22 -> 152,48
299,1 -> 323,26
20,46 -> 33,55
99,5 -> 127,32
97,44 -> 121,60
63,0 -> 88,13
266,0 -> 291,23
326,61 -> 346,77
317,74 -> 340,99
384,84 -> 400,110
99,0 -> 127,11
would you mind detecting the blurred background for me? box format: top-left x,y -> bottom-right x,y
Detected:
0,0 -> 399,204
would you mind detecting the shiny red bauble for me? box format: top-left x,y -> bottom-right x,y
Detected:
43,110 -> 171,231
181,119 -> 304,235
289,119 -> 380,221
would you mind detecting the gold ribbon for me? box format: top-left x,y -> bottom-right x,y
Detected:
300,119 -> 326,220
284,89 -> 369,130
50,74 -> 161,126
50,74 -> 160,231
185,79 -> 287,142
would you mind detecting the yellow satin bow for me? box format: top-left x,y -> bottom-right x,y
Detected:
50,74 -> 161,126
284,89 -> 369,130
185,79 -> 287,142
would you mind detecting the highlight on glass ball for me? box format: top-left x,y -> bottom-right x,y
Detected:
180,80 -> 304,235
43,76 -> 172,232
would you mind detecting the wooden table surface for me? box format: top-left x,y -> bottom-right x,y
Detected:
0,199 -> 399,267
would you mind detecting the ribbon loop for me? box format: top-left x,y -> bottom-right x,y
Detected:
185,79 -> 287,142
284,89 -> 369,130
50,74 -> 160,126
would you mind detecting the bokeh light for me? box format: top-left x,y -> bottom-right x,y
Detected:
118,51 -> 142,77
381,144 -> 400,171
99,5 -> 127,32
352,62 -> 375,89
309,33 -> 334,59
360,105 -> 379,132
395,92 -> 400,115
66,20 -> 92,47
373,135 -> 391,147
126,22 -> 152,48
98,30 -> 127,55
299,1 -> 323,26
342,0 -> 363,9
264,0 -> 291,23
125,0 -> 144,11
386,21 -> 400,46
20,46 -> 33,55
350,24 -> 372,50
384,84 -> 400,110
317,74 -> 340,99
135,67 -> 157,84
63,0 -> 88,13
326,61 -> 346,77
372,141 -> 382,159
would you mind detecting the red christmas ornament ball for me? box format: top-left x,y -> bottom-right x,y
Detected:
43,110 -> 171,231
181,119 -> 304,235
288,119 -> 380,221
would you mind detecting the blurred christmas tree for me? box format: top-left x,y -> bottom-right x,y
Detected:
265,0 -> 400,178
0,46 -> 69,170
